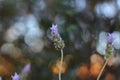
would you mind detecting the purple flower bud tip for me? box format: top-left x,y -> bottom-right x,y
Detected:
107,33 -> 114,43
50,24 -> 57,31
22,63 -> 31,73
50,24 -> 58,35
11,72 -> 20,80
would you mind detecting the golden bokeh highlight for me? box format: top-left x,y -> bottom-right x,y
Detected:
76,64 -> 89,80
52,60 -> 67,75
90,63 -> 103,78
90,54 -> 104,78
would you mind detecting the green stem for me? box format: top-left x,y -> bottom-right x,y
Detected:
97,56 -> 111,80
59,49 -> 63,80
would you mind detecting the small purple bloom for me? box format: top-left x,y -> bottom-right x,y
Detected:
50,24 -> 59,37
50,24 -> 58,32
22,64 -> 31,74
11,72 -> 20,80
107,33 -> 114,43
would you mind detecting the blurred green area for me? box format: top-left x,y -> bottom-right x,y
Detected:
0,0 -> 120,80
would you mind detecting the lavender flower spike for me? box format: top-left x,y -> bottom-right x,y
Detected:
50,24 -> 65,50
11,72 -> 20,80
107,33 -> 114,44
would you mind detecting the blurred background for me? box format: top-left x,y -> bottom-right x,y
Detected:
0,0 -> 120,80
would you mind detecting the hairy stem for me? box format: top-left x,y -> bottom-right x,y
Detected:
59,49 -> 64,80
97,56 -> 111,80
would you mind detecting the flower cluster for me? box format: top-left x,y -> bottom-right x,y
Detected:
97,31 -> 120,59
50,24 -> 65,50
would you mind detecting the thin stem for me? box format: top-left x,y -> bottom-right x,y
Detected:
59,49 -> 64,80
97,56 -> 111,80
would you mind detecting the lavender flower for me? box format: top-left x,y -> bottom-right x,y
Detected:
97,32 -> 116,59
20,64 -> 31,80
96,31 -> 120,80
50,24 -> 59,36
50,24 -> 65,50
107,33 -> 114,44
11,72 -> 20,80
21,64 -> 31,74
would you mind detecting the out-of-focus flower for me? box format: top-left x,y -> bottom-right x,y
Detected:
52,60 -> 67,75
107,31 -> 120,49
20,63 -> 31,80
21,64 -> 31,74
11,72 -> 20,80
50,24 -> 65,50
96,31 -> 120,57
76,65 -> 89,80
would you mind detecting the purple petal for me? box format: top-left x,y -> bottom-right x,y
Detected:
11,72 -> 20,80
107,33 -> 114,43
22,64 -> 31,73
50,24 -> 58,34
